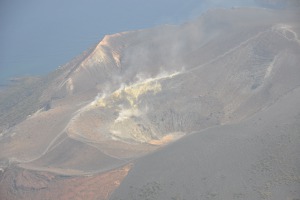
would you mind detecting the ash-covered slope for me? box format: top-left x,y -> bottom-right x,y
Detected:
0,7 -> 300,200
111,79 -> 300,200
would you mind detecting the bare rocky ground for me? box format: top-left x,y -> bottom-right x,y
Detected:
0,164 -> 132,200
0,7 -> 299,200
110,84 -> 300,200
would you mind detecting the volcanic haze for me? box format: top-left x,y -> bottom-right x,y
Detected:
0,7 -> 300,200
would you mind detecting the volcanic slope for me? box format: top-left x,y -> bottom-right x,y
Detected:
0,7 -> 299,200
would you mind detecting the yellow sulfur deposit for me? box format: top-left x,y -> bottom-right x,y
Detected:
91,70 -> 181,108
93,80 -> 161,108
123,81 -> 161,106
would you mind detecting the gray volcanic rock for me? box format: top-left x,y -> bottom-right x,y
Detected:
111,82 -> 300,200
0,7 -> 299,200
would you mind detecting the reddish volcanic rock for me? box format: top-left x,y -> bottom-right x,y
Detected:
0,164 -> 132,200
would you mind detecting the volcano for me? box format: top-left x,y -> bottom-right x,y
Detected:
0,7 -> 300,200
